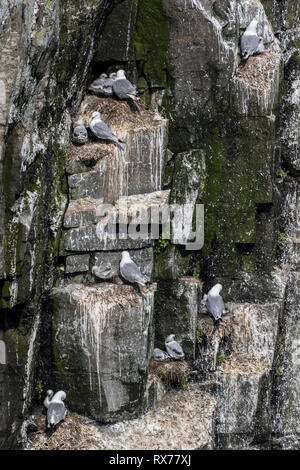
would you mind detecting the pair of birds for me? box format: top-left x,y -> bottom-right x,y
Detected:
92,251 -> 148,287
72,111 -> 123,150
240,18 -> 264,61
43,390 -> 67,429
153,334 -> 184,362
89,69 -> 139,101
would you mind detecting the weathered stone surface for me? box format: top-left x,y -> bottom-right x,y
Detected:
66,254 -> 90,274
68,96 -> 168,203
64,199 -> 101,228
52,283 -> 155,422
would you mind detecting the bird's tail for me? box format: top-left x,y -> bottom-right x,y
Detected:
128,94 -> 140,101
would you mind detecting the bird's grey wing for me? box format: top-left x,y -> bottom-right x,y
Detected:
114,79 -> 137,96
121,261 -> 145,283
241,34 -> 259,55
206,295 -> 224,320
168,341 -> 184,356
47,403 -> 66,425
92,121 -> 117,140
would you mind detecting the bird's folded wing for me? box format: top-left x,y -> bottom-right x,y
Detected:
93,121 -> 115,140
48,402 -> 66,424
169,341 -> 183,355
114,80 -> 136,95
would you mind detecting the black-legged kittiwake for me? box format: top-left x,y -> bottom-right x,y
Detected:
92,263 -> 115,280
47,390 -> 67,428
153,348 -> 170,362
71,120 -> 88,145
89,72 -> 117,96
202,283 -> 227,322
120,251 -> 147,287
240,19 -> 264,61
112,70 -> 139,101
88,111 -> 123,150
165,334 -> 184,360
43,389 -> 54,409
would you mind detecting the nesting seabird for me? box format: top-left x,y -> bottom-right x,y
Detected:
240,19 -> 264,61
165,334 -> 184,360
89,72 -> 117,96
203,283 -> 227,322
88,111 -> 123,150
47,390 -> 67,428
112,70 -> 139,101
71,119 -> 88,145
153,348 -> 170,362
43,389 -> 54,409
92,263 -> 115,280
120,251 -> 147,287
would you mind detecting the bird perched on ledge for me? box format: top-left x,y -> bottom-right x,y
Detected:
153,348 -> 171,362
201,283 -> 227,322
112,69 -> 139,101
120,251 -> 147,287
47,390 -> 67,429
165,334 -> 184,360
88,111 -> 124,150
240,19 -> 264,62
71,119 -> 88,145
89,72 -> 117,96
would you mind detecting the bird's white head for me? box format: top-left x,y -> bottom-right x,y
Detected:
91,111 -> 101,120
46,389 -> 54,398
54,391 -> 66,401
165,334 -> 175,343
100,73 -> 107,79
209,283 -> 223,296
116,69 -> 126,79
109,72 -> 117,79
92,266 -> 97,275
121,251 -> 131,262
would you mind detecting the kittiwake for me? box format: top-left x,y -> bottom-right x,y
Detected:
92,263 -> 115,280
71,119 -> 88,145
89,72 -> 117,96
112,69 -> 139,101
202,283 -> 227,322
165,334 -> 184,360
240,19 -> 264,61
153,348 -> 170,362
47,390 -> 67,428
88,111 -> 123,150
120,251 -> 147,287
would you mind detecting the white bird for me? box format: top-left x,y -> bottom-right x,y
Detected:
202,283 -> 227,322
240,19 -> 264,61
165,334 -> 184,360
153,348 -> 171,362
88,111 -> 123,150
92,263 -> 115,280
43,389 -> 54,409
120,251 -> 147,287
112,69 -> 139,101
89,72 -> 117,96
71,119 -> 88,145
47,390 -> 67,428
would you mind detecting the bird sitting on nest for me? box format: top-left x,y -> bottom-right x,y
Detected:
165,334 -> 185,360
240,19 -> 264,63
120,251 -> 148,287
89,72 -> 117,96
92,263 -> 117,281
201,283 -> 228,323
112,70 -> 140,101
71,119 -> 88,145
153,348 -> 171,362
88,111 -> 124,150
47,390 -> 67,429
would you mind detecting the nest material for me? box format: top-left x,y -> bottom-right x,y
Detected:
235,52 -> 280,92
149,359 -> 190,386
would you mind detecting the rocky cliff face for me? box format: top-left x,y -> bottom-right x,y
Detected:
0,0 -> 299,450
